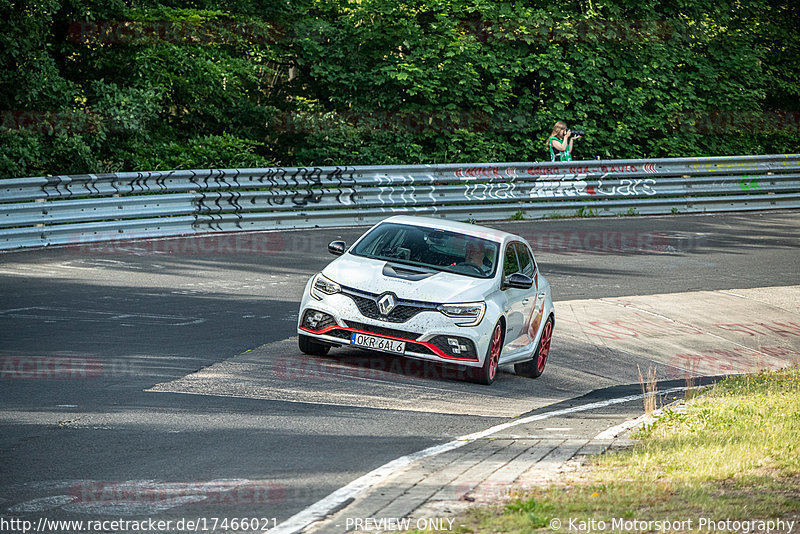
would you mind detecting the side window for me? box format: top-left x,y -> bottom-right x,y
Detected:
503,245 -> 519,277
514,243 -> 535,278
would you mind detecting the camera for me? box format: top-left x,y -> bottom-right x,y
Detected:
571,129 -> 586,136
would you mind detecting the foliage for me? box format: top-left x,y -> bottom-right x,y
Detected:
1,0 -> 799,178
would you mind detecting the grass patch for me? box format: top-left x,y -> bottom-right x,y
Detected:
442,365 -> 800,533
576,206 -> 598,218
623,207 -> 639,216
510,210 -> 526,221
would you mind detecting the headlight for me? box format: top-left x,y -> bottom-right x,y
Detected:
310,273 -> 341,300
437,302 -> 486,327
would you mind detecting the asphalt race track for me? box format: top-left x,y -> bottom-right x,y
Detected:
1,211 -> 799,529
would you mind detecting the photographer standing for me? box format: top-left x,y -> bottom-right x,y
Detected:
548,120 -> 582,161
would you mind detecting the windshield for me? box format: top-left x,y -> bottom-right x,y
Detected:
350,222 -> 499,278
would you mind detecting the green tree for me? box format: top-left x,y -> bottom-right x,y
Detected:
1,0 -> 798,178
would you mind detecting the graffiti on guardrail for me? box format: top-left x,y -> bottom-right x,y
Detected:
463,182 -> 518,200
190,166 -> 358,217
456,174 -> 658,200
3,155 -> 799,250
590,178 -> 657,196
642,163 -> 658,173
529,179 -> 590,198
455,166 -> 519,179
522,164 -> 641,176
459,177 -> 657,199
197,189 -> 358,212
251,166 -> 357,188
739,177 -> 761,191
689,160 -> 770,172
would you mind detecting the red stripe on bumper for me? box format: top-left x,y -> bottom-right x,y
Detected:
299,325 -> 479,362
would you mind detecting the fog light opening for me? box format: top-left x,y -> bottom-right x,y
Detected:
447,338 -> 469,355
308,312 -> 325,328
302,310 -> 335,331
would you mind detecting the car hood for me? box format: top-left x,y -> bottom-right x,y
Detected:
322,254 -> 493,303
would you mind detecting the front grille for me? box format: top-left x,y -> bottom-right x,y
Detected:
348,294 -> 427,322
341,286 -> 438,323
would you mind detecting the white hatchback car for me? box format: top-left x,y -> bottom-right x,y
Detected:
297,215 -> 554,385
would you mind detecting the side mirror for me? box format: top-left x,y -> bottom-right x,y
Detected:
502,273 -> 533,290
328,240 -> 347,256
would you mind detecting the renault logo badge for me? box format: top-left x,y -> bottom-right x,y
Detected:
377,293 -> 397,316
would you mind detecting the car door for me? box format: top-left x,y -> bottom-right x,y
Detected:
514,242 -> 544,349
500,242 -> 534,355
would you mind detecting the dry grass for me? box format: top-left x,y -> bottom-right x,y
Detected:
637,364 -> 658,415
683,361 -> 700,401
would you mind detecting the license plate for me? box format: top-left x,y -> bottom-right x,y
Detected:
351,332 -> 406,354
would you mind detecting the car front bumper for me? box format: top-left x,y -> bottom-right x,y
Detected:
297,285 -> 492,367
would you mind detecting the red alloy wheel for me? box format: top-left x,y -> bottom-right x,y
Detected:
488,323 -> 502,380
537,319 -> 552,373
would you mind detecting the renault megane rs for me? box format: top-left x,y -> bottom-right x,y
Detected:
297,215 -> 554,385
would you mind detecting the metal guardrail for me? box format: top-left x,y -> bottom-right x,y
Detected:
1,154 -> 799,250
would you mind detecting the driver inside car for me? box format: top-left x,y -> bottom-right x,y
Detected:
464,239 -> 494,274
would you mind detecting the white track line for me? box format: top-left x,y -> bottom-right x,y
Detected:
593,385 -> 709,440
593,412 -> 651,440
272,386 -> 687,534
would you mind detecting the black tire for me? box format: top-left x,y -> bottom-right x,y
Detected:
515,316 -> 553,378
298,334 -> 331,356
469,321 -> 504,385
